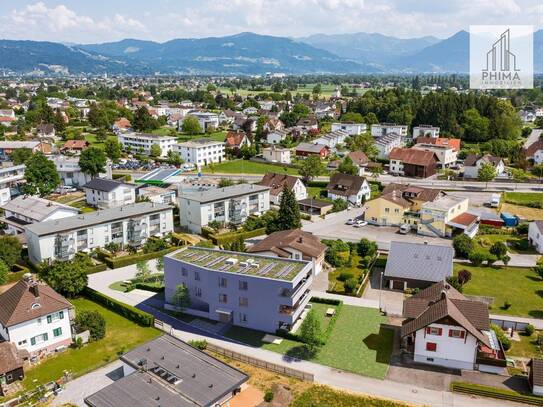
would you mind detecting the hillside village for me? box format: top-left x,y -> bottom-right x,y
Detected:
0,74 -> 542,407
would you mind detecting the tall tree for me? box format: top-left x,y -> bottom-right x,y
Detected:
299,309 -> 322,354
299,156 -> 323,182
172,284 -> 191,310
0,235 -> 22,269
477,162 -> 496,187
337,156 -> 358,176
104,138 -> 121,162
22,152 -> 60,196
150,144 -> 162,158
181,116 -> 202,134
79,147 -> 107,178
276,184 -> 301,231
133,106 -> 159,132
10,147 -> 33,165
40,259 -> 88,298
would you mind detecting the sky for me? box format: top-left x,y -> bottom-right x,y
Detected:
0,0 -> 543,43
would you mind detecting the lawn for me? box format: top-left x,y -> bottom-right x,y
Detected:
203,159 -> 299,175
328,254 -> 367,295
307,186 -> 329,200
109,273 -> 164,292
474,233 -> 536,254
453,264 -> 543,318
84,134 -> 117,150
504,192 -> 543,207
508,331 -> 543,359
68,199 -> 96,213
501,203 -> 543,221
292,385 -> 408,407
151,127 -> 177,136
21,298 -> 161,392
224,304 -> 393,379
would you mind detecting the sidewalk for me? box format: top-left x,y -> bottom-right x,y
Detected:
490,314 -> 543,330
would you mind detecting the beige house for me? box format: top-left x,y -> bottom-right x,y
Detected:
262,146 -> 291,164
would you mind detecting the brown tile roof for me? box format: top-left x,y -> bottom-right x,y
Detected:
389,148 -> 438,166
247,229 -> 326,259
449,212 -> 479,227
0,342 -> 26,375
258,173 -> 300,197
62,139 -> 90,150
416,137 -> 461,152
0,278 -> 73,327
379,192 -> 411,208
524,139 -> 543,157
530,359 -> 543,387
464,154 -> 503,167
114,118 -> 131,129
381,183 -> 442,203
326,173 -> 366,197
348,151 -> 369,166
225,131 -> 248,148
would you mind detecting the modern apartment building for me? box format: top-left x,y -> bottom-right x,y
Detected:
173,138 -> 225,166
371,123 -> 408,138
25,202 -> 174,264
178,184 -> 270,233
331,122 -> 366,136
412,125 -> 440,139
164,246 -> 313,333
118,132 -> 176,157
0,164 -> 25,205
52,156 -> 112,187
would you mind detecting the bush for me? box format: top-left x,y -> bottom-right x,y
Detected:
491,324 -> 511,351
337,271 -> 354,282
503,300 -> 512,310
188,339 -> 207,350
210,228 -> 266,246
74,310 -> 106,341
468,250 -> 487,266
515,223 -> 529,235
331,198 -> 348,213
102,247 -> 177,268
451,382 -> 543,406
357,238 -> 377,258
264,391 -> 274,403
310,297 -> 342,306
344,278 -> 358,293
143,237 -> 169,254
453,234 -> 473,259
525,324 -> 535,336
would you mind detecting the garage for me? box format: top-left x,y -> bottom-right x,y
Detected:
391,280 -> 405,291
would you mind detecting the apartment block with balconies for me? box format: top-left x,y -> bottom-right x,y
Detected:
164,246 -> 313,333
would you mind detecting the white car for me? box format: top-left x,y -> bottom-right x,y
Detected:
353,220 -> 368,228
55,186 -> 77,194
346,218 -> 356,225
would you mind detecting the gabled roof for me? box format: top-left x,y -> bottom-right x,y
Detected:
348,151 -> 369,166
381,183 -> 442,203
1,195 -> 79,222
257,173 -> 301,197
224,131 -> 248,147
0,278 -> 72,327
389,148 -> 438,166
248,229 -> 326,259
415,137 -> 461,152
62,139 -> 90,150
0,342 -> 26,375
524,139 -> 543,157
378,192 -> 412,208
296,142 -> 327,154
83,178 -> 133,193
326,173 -> 367,197
532,220 -> 543,234
464,154 -> 503,167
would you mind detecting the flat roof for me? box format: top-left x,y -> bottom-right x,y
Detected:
25,202 -> 171,237
86,335 -> 248,407
136,168 -> 181,184
422,195 -> 466,211
168,246 -> 309,281
179,183 -> 269,204
177,139 -> 225,148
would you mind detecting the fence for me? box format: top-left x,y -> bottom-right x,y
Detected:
490,318 -> 529,331
153,319 -> 314,382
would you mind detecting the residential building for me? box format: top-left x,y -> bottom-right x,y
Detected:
326,173 -> 371,205
331,122 -> 366,136
384,241 -> 454,290
375,133 -> 403,159
371,123 -> 408,138
0,342 -> 26,395
178,184 -> 270,233
0,276 -> 74,357
419,195 -> 478,238
84,335 -> 248,407
0,141 -> 51,161
83,178 -> 136,209
248,229 -> 326,275
296,116 -> 318,132
0,164 -> 25,205
181,112 -> 220,132
263,118 -> 284,132
262,146 -> 291,164
389,148 -> 438,178
112,117 -> 131,133
412,125 -> 440,139
463,154 -> 505,179
257,173 -> 307,205
412,143 -> 457,168
224,130 -> 251,149
295,143 -> 329,158
298,198 -> 333,216
0,195 -> 79,235
164,246 -> 313,333
415,137 -> 461,152
266,129 -> 288,144
523,135 -> 543,165
119,132 -> 176,157
401,282 -> 506,372
528,359 -> 543,396
312,130 -> 348,149
25,202 -> 174,264
37,123 -> 56,139
52,156 -> 112,187
529,221 -> 543,254
346,151 -> 370,176
136,186 -> 176,205
174,139 -> 225,166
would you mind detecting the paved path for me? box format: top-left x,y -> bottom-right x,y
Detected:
490,314 -> 543,330
454,254 -> 541,268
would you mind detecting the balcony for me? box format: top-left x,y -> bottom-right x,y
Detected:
279,289 -> 311,316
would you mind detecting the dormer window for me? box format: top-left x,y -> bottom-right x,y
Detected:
31,303 -> 41,310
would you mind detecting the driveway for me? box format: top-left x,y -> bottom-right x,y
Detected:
362,268 -> 404,316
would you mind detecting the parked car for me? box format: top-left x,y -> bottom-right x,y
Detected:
399,224 -> 410,234
55,186 -> 77,194
346,218 -> 356,225
353,220 -> 368,228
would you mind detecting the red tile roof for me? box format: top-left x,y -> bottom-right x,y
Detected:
389,148 -> 437,166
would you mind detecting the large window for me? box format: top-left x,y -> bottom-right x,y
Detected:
30,333 -> 49,346
53,327 -> 63,337
426,342 -> 437,352
47,311 -> 64,324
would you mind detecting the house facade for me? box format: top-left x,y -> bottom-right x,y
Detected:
266,129 -> 288,145
331,122 -> 366,136
83,178 -> 136,209
412,125 -> 440,139
262,146 -> 291,164
181,112 -> 220,133
0,164 -> 25,206
529,221 -> 543,254
389,148 -> 438,178
295,143 -> 329,158
257,173 -> 307,205
375,133 -> 403,159
119,133 -> 176,157
463,154 -> 505,179
523,135 -> 543,165
412,144 -> 457,168
164,247 -> 313,333
174,139 -> 225,166
371,123 -> 408,138
52,156 -> 112,188
326,173 -> 371,205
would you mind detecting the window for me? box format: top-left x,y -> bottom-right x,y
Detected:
219,294 -> 228,303
385,208 -> 390,213
18,340 -> 27,346
449,329 -> 465,339
30,333 -> 49,346
182,267 -> 187,277
239,313 -> 248,323
425,327 -> 442,336
194,271 -> 200,281
194,287 -> 202,297
219,277 -> 228,288
53,327 -> 62,337
239,297 -> 248,307
47,311 -> 64,324
426,342 -> 437,352
239,281 -> 248,291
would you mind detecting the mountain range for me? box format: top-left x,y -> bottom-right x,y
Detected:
0,30 -> 541,75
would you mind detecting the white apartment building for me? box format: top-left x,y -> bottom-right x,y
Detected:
119,133 -> 176,157
262,146 -> 291,164
371,123 -> 408,138
173,139 -> 225,166
312,130 -> 348,149
181,112 -> 220,133
0,276 -> 74,357
331,122 -> 367,136
25,202 -> 174,264
0,164 -> 25,205
375,133 -> 403,159
83,178 -> 136,209
412,143 -> 457,167
52,156 -> 112,187
413,125 -> 440,139
179,184 -> 270,233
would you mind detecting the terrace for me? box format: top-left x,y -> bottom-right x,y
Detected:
170,247 -> 308,281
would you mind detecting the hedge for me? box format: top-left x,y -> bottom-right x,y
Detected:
451,382 -> 543,406
307,181 -> 328,188
82,287 -> 155,327
310,297 -> 342,306
134,282 -> 164,293
85,263 -> 108,275
210,228 -> 267,246
100,247 -> 178,269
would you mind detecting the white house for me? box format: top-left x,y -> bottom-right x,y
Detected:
119,133 -> 176,157
83,178 -> 136,209
181,112 -> 220,133
0,276 -> 74,357
52,156 -> 112,188
326,173 -> 371,206
178,184 -> 270,233
0,164 -> 25,205
375,133 -> 403,159
463,154 -> 505,179
401,282 -> 506,373
173,139 -> 225,166
371,123 -> 408,138
331,122 -> 367,136
413,125 -> 440,139
0,195 -> 79,235
266,129 -> 288,145
524,135 -> 543,165
312,130 -> 348,149
412,143 -> 457,168
529,221 -> 543,254
25,202 -> 174,264
257,173 -> 307,205
262,146 -> 291,164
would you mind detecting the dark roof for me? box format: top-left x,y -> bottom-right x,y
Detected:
384,241 -> 453,282
348,151 -> 369,166
37,123 -> 54,134
224,131 -> 247,147
381,183 -> 442,203
0,278 -> 72,327
86,335 -> 248,407
0,342 -> 26,375
326,173 -> 367,197
389,148 -> 438,166
295,143 -> 327,154
378,192 -> 411,208
257,173 -> 301,197
83,178 -> 132,192
248,229 -> 326,259
298,198 -> 333,208
530,359 -> 543,387
464,154 -> 503,167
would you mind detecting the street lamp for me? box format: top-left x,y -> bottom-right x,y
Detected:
379,271 -> 384,313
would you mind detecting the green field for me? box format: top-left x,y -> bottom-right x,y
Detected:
21,298 -> 161,392
224,304 -> 393,379
454,264 -> 543,318
508,331 -> 543,359
504,192 -> 543,206
84,134 -> 117,150
292,385 -> 408,407
203,159 -> 299,175
473,234 -> 536,255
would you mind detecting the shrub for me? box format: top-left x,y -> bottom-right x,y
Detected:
491,324 -> 511,350
143,237 -> 169,254
446,276 -> 463,293
104,242 -> 121,254
357,238 -> 377,258
457,269 -> 472,286
489,242 -> 507,259
188,339 -> 207,350
337,271 -> 354,282
331,198 -> 348,213
468,250 -> 487,266
264,390 -> 274,403
503,300 -> 512,310
515,223 -> 529,235
344,278 -> 358,293
453,234 -> 473,259
525,324 -> 535,336
74,310 -> 106,341
535,265 -> 543,280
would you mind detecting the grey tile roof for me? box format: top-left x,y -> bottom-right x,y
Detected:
384,241 -> 453,282
179,183 -> 269,204
25,202 -> 171,237
1,195 -> 79,222
83,178 -> 133,192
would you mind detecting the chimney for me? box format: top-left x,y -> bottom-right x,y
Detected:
424,241 -> 428,245
440,289 -> 447,300
30,283 -> 40,298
